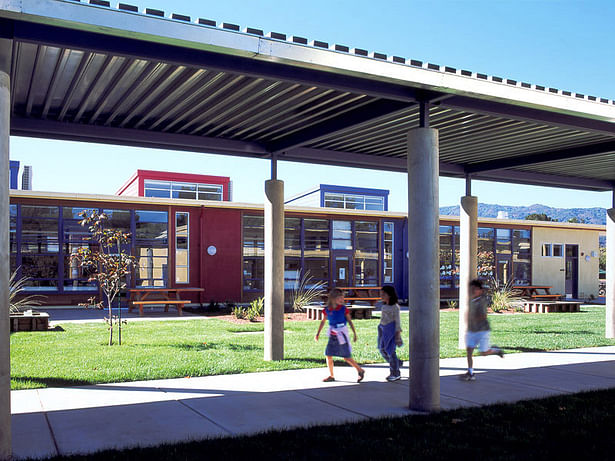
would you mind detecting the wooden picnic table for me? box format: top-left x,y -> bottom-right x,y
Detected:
337,286 -> 382,306
512,285 -> 561,300
128,287 -> 204,316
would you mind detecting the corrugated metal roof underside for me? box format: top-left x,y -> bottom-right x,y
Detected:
8,41 -> 615,188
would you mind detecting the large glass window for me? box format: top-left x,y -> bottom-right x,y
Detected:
354,221 -> 378,286
135,210 -> 168,287
243,215 -> 264,257
243,215 -> 264,290
284,218 -> 301,257
513,229 -> 531,285
383,222 -> 394,284
332,221 -> 352,250
477,227 -> 495,280
62,207 -> 98,292
20,205 -> 59,290
304,219 -> 329,256
175,212 -> 189,284
304,219 -> 330,287
144,180 -> 224,201
439,225 -> 453,288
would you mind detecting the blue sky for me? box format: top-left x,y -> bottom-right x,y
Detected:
9,0 -> 615,210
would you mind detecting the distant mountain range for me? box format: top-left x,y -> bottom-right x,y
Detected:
439,203 -> 607,225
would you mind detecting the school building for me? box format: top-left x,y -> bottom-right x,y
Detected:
8,172 -> 603,306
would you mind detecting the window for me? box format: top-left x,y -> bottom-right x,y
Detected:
20,205 -> 59,290
354,221 -> 378,286
304,219 -> 330,286
553,244 -> 563,257
284,218 -> 301,257
542,243 -> 552,257
243,216 -> 264,257
135,210 -> 168,287
477,227 -> 495,279
304,219 -> 329,256
144,180 -> 224,201
9,205 -> 16,274
243,215 -> 264,290
62,207 -> 98,292
439,225 -> 453,288
332,221 -> 352,250
323,192 -> 385,211
383,222 -> 394,283
175,212 -> 189,284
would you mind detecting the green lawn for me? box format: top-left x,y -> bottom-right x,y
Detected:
10,306 -> 615,390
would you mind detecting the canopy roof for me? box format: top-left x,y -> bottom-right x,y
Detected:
1,0 -> 614,191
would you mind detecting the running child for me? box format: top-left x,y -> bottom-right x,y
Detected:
315,288 -> 365,383
461,279 -> 504,381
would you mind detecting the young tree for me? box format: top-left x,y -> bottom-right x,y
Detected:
72,211 -> 135,345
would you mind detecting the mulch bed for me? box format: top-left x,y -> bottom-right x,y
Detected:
196,312 -> 310,324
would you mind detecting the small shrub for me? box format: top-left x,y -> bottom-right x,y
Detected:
246,297 -> 264,322
232,305 -> 247,320
447,299 -> 458,310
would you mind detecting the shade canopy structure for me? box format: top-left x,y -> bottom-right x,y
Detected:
0,0 -> 614,189
2,1 -> 615,456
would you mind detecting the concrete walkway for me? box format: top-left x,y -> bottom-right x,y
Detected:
11,346 -> 615,459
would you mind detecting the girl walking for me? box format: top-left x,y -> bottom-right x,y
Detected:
315,288 -> 365,383
378,285 -> 403,381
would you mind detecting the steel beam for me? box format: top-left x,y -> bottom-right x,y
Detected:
465,140 -> 615,174
11,117 -> 268,157
443,95 -> 615,136
269,100 -> 415,153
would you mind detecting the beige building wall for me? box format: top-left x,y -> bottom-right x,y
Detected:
532,226 -> 600,298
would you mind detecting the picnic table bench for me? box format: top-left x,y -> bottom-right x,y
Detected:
512,285 -> 561,300
128,287 -> 204,316
131,299 -> 190,316
338,286 -> 382,306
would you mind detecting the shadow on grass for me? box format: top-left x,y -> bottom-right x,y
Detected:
12,376 -> 92,388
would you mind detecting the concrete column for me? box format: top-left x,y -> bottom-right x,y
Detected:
606,209 -> 615,338
458,196 -> 478,348
264,179 -> 284,360
407,127 -> 440,412
0,38 -> 11,461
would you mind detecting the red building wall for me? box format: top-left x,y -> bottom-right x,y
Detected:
199,207 -> 243,303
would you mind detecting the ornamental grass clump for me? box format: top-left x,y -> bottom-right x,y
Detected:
290,271 -> 326,312
71,210 -> 135,345
8,268 -> 44,314
489,277 -> 523,313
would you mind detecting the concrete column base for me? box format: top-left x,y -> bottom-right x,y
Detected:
264,179 -> 285,361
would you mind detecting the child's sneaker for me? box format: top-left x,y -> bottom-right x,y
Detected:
493,346 -> 505,358
460,371 -> 476,381
386,374 -> 401,382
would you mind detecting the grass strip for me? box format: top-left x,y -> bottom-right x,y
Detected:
43,387 -> 615,460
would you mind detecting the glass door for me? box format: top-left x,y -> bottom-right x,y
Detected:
565,244 -> 579,298
332,250 -> 353,288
